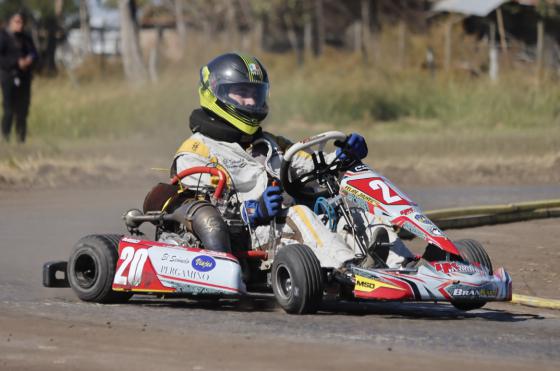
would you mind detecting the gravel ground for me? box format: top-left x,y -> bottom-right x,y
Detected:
0,184 -> 559,370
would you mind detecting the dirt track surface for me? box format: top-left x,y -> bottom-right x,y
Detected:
1,184 -> 559,370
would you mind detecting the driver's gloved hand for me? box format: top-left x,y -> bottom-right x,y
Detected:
242,185 -> 283,226
336,133 -> 368,160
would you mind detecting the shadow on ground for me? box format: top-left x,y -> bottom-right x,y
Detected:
123,294 -> 542,323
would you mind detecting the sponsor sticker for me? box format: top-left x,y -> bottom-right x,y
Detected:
160,265 -> 210,281
433,262 -> 481,275
192,255 -> 216,272
414,214 -> 433,225
355,276 -> 377,292
203,250 -> 230,258
350,164 -> 369,173
221,157 -> 247,169
430,226 -> 443,236
354,275 -> 404,293
400,207 -> 414,216
343,192 -> 369,213
248,63 -> 261,75
342,185 -> 381,209
161,253 -> 189,265
447,284 -> 497,298
122,237 -> 141,244
301,133 -> 325,144
177,138 -> 210,158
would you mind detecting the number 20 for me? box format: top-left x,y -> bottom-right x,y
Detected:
114,247 -> 148,286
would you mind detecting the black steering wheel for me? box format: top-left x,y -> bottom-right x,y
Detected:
279,131 -> 352,203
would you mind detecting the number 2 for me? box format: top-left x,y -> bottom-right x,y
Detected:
369,180 -> 403,204
114,247 -> 148,286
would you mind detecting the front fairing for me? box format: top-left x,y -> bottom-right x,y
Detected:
339,163 -> 460,255
351,262 -> 512,302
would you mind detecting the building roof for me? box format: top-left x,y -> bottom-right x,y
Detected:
432,0 -> 509,17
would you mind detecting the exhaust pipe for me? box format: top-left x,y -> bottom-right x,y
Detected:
179,200 -> 232,253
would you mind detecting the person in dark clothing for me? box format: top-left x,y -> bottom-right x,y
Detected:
0,12 -> 37,143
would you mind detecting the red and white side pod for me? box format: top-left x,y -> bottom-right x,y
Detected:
112,237 -> 246,296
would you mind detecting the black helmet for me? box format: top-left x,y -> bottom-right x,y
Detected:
199,53 -> 269,135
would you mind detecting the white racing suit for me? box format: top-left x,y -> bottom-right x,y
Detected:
173,131 -> 413,269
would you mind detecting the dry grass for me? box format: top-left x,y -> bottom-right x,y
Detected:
1,44 -> 559,189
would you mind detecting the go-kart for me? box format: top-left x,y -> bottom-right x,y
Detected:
43,131 -> 512,314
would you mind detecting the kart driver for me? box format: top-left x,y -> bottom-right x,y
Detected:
172,53 -> 414,269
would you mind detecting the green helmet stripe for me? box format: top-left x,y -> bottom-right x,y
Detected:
238,53 -> 264,82
238,54 -> 253,82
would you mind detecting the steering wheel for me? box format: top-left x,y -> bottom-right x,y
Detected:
280,131 -> 349,202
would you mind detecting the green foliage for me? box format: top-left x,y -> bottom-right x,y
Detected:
0,0 -> 77,22
536,0 -> 560,19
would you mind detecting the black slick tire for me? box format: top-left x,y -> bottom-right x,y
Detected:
67,234 -> 132,303
451,239 -> 493,311
271,244 -> 323,314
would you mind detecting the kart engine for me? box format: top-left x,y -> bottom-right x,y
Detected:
123,198 -> 234,253
158,231 -> 201,248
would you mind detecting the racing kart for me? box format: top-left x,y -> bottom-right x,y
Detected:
43,131 -> 512,314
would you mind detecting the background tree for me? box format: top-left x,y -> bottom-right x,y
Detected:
79,0 -> 92,54
119,0 -> 148,84
173,0 -> 187,54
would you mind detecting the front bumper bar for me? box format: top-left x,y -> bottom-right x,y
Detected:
43,261 -> 70,288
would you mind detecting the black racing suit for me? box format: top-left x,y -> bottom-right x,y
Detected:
0,29 -> 37,142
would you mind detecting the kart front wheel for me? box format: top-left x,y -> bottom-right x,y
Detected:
67,234 -> 132,303
451,239 -> 493,311
271,244 -> 323,314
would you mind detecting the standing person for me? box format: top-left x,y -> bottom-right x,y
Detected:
0,11 -> 37,143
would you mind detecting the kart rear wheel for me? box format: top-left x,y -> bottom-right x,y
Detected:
271,244 -> 323,314
68,234 -> 132,303
451,239 -> 493,311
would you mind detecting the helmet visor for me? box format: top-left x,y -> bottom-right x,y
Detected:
214,82 -> 269,112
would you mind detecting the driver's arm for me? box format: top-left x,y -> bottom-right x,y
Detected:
172,137 -> 220,189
